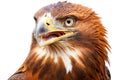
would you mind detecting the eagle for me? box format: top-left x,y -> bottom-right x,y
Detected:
8,1 -> 110,80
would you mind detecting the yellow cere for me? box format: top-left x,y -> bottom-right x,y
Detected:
44,18 -> 59,31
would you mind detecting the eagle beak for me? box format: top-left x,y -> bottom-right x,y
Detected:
34,17 -> 74,47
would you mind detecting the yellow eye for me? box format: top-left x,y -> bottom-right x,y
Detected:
64,18 -> 75,27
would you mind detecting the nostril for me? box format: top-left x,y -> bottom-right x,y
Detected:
46,22 -> 50,26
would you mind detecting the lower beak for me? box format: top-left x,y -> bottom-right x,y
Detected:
34,30 -> 74,47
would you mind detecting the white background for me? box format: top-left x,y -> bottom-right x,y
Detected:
0,0 -> 119,80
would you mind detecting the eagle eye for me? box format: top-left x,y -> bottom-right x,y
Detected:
64,17 -> 76,27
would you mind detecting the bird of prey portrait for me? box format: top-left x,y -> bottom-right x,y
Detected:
8,1 -> 110,80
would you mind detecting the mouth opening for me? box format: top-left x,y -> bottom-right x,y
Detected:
41,31 -> 65,40
35,30 -> 74,47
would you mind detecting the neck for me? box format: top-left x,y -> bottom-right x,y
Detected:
31,42 -> 84,73
20,41 -> 108,80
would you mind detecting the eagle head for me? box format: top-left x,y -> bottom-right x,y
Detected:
9,1 -> 110,80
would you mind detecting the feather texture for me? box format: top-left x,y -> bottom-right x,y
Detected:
9,1 -> 110,80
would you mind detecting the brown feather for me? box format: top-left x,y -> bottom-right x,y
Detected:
9,1 -> 110,80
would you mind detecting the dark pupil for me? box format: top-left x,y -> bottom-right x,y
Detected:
67,20 -> 71,24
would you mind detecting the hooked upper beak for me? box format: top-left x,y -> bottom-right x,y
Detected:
34,17 -> 75,47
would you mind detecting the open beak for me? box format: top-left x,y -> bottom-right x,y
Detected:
34,17 -> 74,47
